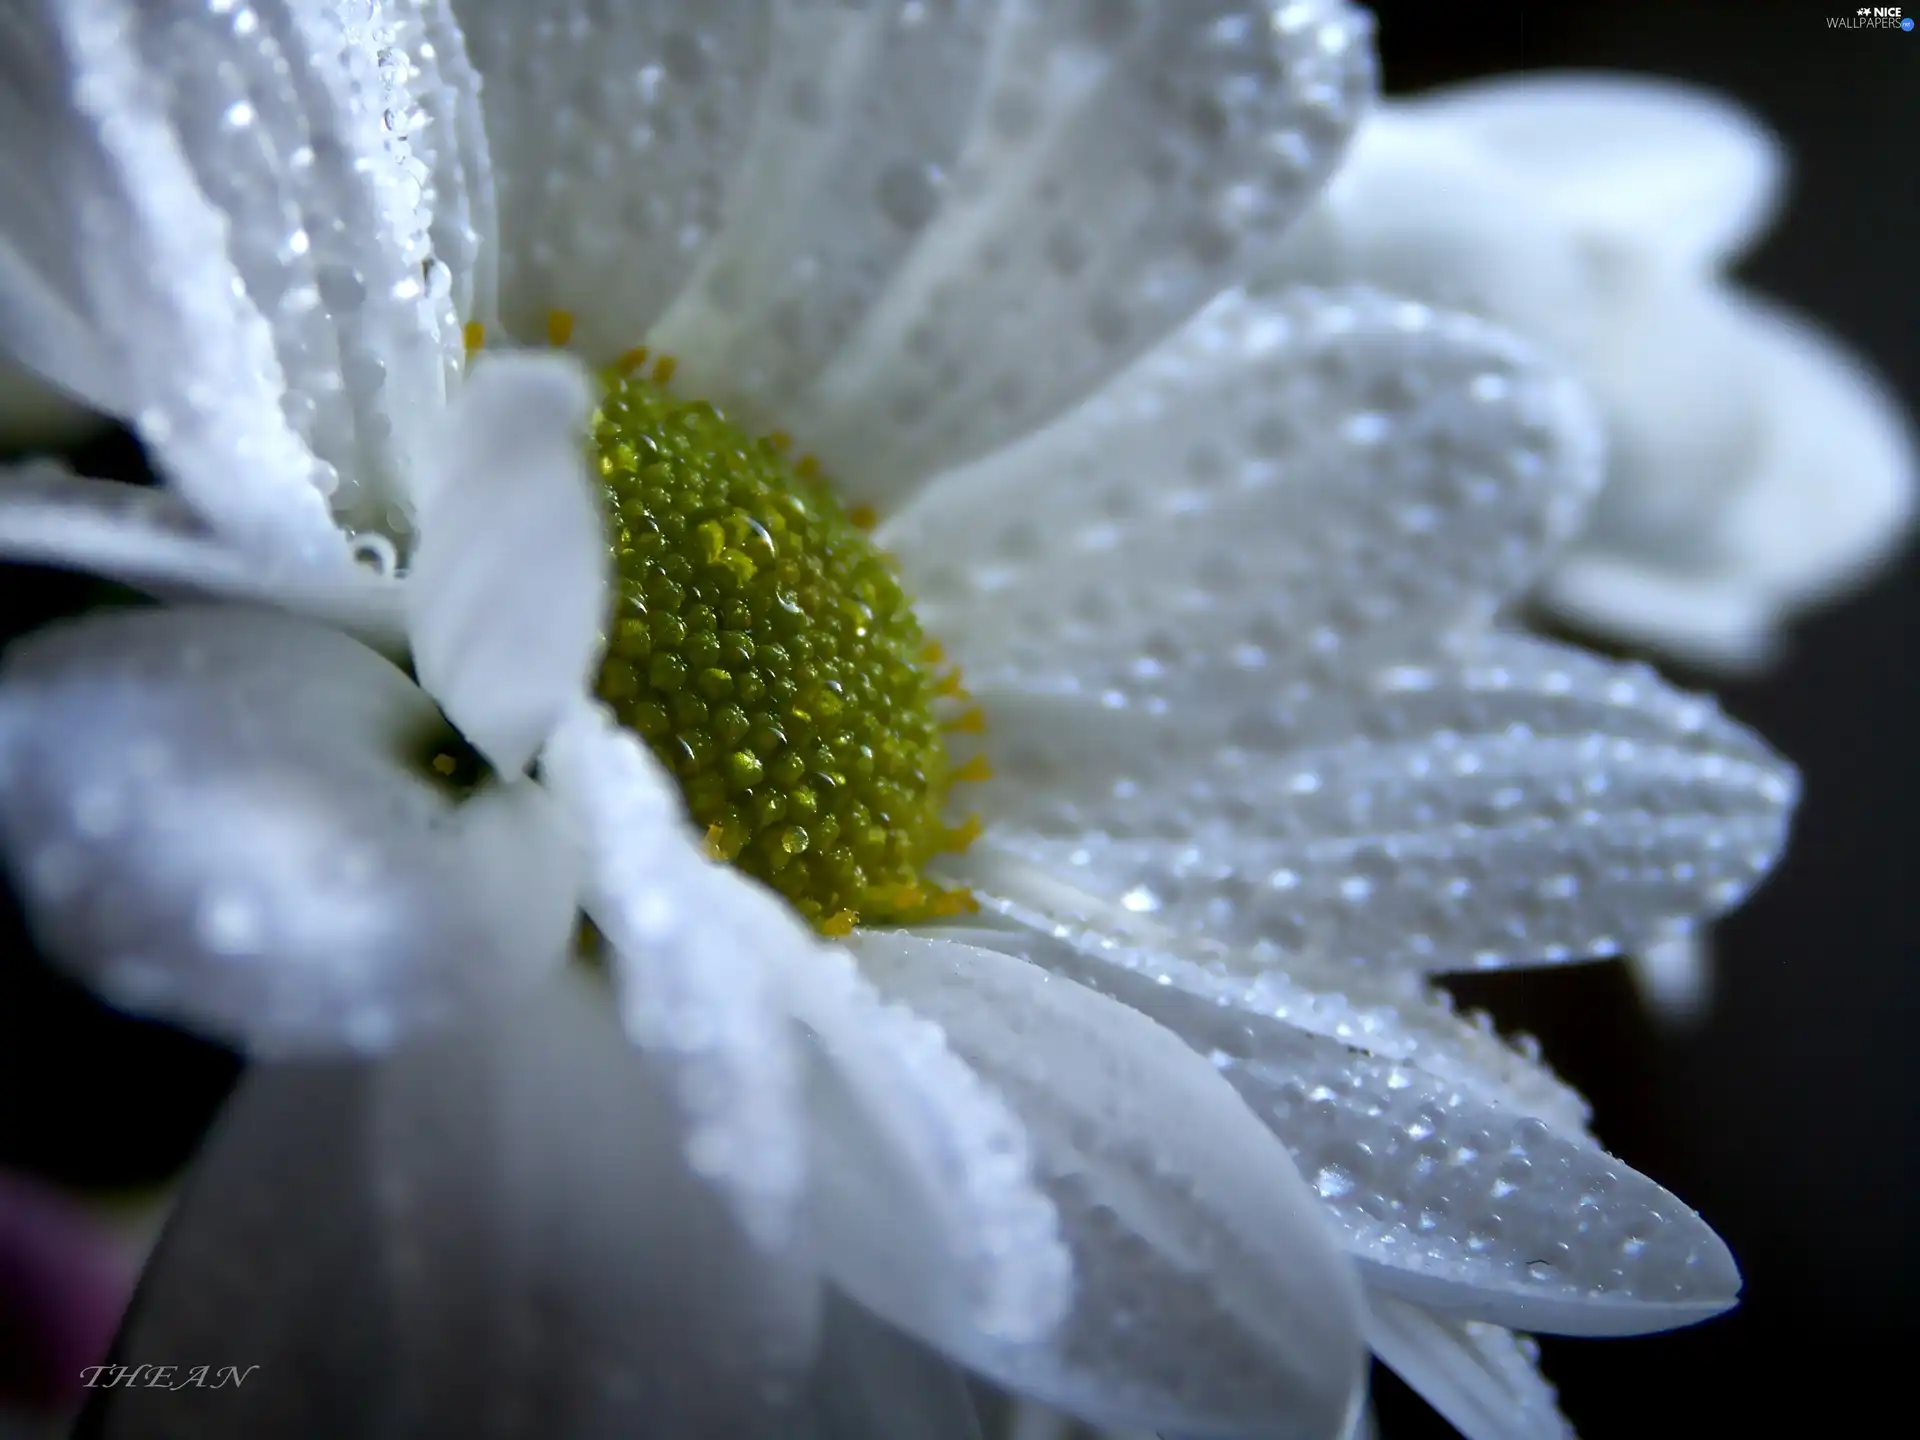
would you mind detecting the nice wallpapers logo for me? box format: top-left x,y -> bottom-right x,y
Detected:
1829,5 -> 1915,26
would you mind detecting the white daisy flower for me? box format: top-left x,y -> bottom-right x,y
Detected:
1263,73 -> 1916,675
0,3 -> 1795,1437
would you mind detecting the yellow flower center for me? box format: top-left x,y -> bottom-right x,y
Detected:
585,347 -> 979,935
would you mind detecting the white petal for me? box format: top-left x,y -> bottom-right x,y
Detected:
1547,292 -> 1917,668
102,971 -> 819,1437
1410,73 -> 1783,268
0,463 -> 406,646
887,288 -> 1602,700
390,0 -> 500,331
1717,297 -> 1915,602
259,0 -> 482,516
454,0 -> 775,355
539,699 -> 807,1253
1539,553 -> 1781,673
408,351 -> 607,777
786,939 -> 1073,1357
848,931 -> 1367,1439
646,0 -> 997,426
968,924 -> 1740,1337
0,0 -> 350,561
779,0 -> 1377,505
938,882 -> 1593,1136
954,633 -> 1794,974
1259,108 -> 1593,358
1628,928 -> 1713,1026
1364,1294 -> 1574,1440
0,606 -> 579,1057
1582,278 -> 1769,564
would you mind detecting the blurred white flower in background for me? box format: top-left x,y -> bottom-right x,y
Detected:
1266,73 -> 1915,675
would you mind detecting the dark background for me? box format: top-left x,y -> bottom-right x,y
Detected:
1367,1 -> 1920,1433
0,1 -> 1913,1435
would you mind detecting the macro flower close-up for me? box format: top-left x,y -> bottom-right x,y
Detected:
0,2 -> 1880,1438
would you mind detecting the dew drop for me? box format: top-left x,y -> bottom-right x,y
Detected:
876,160 -> 944,231
1314,1165 -> 1355,1200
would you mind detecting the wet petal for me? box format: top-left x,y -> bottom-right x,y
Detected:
96,972 -> 818,1438
454,0 -> 775,354
647,0 -> 1000,422
0,463 -> 405,645
408,352 -> 607,777
888,288 -> 1601,700
765,0 -> 1376,504
964,924 -> 1739,1338
540,700 -> 807,1252
848,931 -> 1366,1439
1364,1294 -> 1573,1440
1412,73 -> 1783,268
0,605 -> 579,1057
1,0 -> 486,547
956,633 -> 1794,974
938,885 -> 1593,1136
1016,935 -> 1740,1336
787,939 -> 1072,1360
0,0 -> 352,559
393,0 -> 500,330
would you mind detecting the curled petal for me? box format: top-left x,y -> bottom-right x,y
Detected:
408,352 -> 608,777
0,464 -> 405,646
0,605 -> 579,1057
788,940 -> 1073,1358
0,0 -> 335,558
1365,1293 -> 1574,1440
848,931 -> 1366,1439
0,0 -> 482,552
540,699 -> 807,1253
